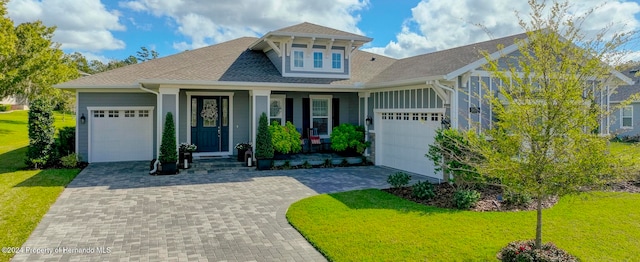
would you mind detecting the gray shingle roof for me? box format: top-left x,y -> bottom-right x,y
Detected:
59,27 -> 528,88
60,37 -> 396,87
611,70 -> 640,101
369,33 -> 528,84
271,22 -> 368,39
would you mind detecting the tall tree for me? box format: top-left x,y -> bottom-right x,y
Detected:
136,46 -> 159,62
460,0 -> 635,249
0,12 -> 77,100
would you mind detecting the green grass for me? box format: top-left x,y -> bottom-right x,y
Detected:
287,189 -> 640,261
610,141 -> 640,159
0,110 -> 79,262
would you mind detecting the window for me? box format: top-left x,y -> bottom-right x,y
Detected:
270,95 -> 285,125
332,52 -> 342,69
622,106 -> 633,128
313,52 -> 323,68
139,110 -> 149,117
310,95 -> 332,136
108,110 -> 119,118
293,50 -> 304,68
124,110 -> 135,117
94,110 -> 105,118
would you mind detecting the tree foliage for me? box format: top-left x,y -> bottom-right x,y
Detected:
460,0 -> 635,249
0,14 -> 78,100
68,46 -> 158,75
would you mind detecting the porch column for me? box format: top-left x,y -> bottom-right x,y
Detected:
250,90 -> 271,157
159,87 -> 180,155
358,92 -> 370,156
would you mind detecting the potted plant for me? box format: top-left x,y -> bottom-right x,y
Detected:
255,112 -> 274,170
330,123 -> 370,157
159,112 -> 178,175
235,142 -> 252,162
269,121 -> 302,159
179,142 -> 197,168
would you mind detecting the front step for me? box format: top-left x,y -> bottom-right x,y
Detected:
183,157 -> 255,173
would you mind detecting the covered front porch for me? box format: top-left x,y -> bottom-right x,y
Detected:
151,86 -> 369,161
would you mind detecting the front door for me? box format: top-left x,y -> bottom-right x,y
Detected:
191,96 -> 230,152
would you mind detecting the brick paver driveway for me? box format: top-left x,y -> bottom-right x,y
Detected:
12,162 -> 401,261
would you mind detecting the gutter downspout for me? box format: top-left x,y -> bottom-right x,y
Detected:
139,84 -> 161,174
431,80 -> 458,129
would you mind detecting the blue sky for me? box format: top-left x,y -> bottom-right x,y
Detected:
6,0 -> 640,62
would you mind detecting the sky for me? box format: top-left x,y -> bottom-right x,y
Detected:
5,0 -> 640,63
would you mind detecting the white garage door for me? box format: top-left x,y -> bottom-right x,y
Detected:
90,108 -> 153,163
376,112 -> 443,179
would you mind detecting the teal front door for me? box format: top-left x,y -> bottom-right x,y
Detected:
191,96 -> 230,152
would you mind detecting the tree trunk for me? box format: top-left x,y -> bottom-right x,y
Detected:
535,196 -> 543,249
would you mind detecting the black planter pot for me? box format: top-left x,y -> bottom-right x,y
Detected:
160,162 -> 178,175
273,152 -> 291,160
237,149 -> 248,162
256,159 -> 272,170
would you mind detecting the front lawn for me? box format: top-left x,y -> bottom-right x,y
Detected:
0,110 -> 80,262
287,189 -> 640,261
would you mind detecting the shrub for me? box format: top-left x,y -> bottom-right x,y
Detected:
26,98 -> 56,169
503,191 -> 532,206
158,112 -> 178,163
330,123 -> 370,154
255,112 -> 274,159
269,121 -> 301,154
0,104 -> 10,112
498,240 -> 578,262
412,181 -> 435,200
387,172 -> 411,188
453,189 -> 481,209
60,153 -> 79,168
56,126 -> 75,156
427,128 -> 484,188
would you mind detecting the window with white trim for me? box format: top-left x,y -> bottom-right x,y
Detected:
331,52 -> 341,69
108,110 -> 119,118
293,50 -> 304,68
622,106 -> 633,128
94,110 -> 105,118
270,95 -> 285,125
124,110 -> 135,117
310,95 -> 332,136
313,52 -> 323,68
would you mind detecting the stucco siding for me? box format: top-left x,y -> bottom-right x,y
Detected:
77,92 -> 157,162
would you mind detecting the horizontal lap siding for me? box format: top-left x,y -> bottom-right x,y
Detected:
77,92 -> 157,162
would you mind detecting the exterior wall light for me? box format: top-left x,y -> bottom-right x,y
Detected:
365,116 -> 372,126
80,113 -> 86,124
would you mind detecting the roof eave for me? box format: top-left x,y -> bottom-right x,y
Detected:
364,75 -> 447,89
444,41 -> 523,81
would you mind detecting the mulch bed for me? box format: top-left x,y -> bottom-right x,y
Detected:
383,180 -> 640,212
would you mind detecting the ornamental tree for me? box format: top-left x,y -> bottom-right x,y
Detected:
158,112 -> 178,164
461,0 -> 635,249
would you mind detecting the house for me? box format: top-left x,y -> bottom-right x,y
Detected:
0,94 -> 29,110
610,68 -> 640,137
56,22 -> 632,180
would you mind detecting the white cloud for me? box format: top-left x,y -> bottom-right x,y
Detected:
364,0 -> 640,59
7,0 -> 126,52
119,0 -> 369,51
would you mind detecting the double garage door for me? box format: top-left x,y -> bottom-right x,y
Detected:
376,111 -> 443,180
90,108 -> 153,163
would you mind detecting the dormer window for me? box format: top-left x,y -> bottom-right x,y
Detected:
293,50 -> 304,68
332,53 -> 342,69
313,52 -> 323,68
290,47 -> 344,73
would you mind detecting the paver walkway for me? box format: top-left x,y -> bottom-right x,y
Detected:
12,162 -> 406,262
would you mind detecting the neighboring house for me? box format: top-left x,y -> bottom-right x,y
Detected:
610,68 -> 640,137
0,94 -> 29,110
56,22 -> 632,180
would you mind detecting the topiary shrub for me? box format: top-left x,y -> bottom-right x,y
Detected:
26,98 -> 55,169
498,240 -> 578,262
158,112 -> 178,164
387,172 -> 411,188
453,189 -> 481,209
412,181 -> 435,200
330,123 -> 370,155
269,121 -> 301,154
255,112 -> 274,159
60,153 -> 80,168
